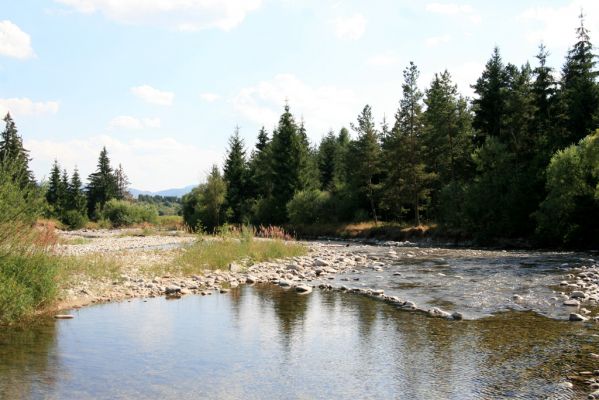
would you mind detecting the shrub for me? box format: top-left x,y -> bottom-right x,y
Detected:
61,210 -> 88,230
286,189 -> 333,225
101,199 -> 158,227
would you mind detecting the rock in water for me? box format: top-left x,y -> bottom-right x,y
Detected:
569,313 -> 588,321
165,285 -> 181,295
563,299 -> 581,307
451,312 -> 464,321
54,314 -> 74,319
295,284 -> 313,294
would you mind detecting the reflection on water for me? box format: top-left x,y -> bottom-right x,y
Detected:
1,285 -> 597,399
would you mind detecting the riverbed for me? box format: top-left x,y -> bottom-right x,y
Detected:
2,234 -> 599,399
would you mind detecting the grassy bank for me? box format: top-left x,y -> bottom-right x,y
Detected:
149,237 -> 307,276
291,221 -> 439,241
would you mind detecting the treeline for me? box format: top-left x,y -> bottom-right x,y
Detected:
183,16 -> 599,247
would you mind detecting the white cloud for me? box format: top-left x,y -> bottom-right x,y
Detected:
426,34 -> 451,47
54,0 -> 262,31
519,1 -> 599,48
233,73 -> 361,137
130,85 -> 174,106
109,115 -> 161,130
425,3 -> 481,24
0,20 -> 35,59
367,51 -> 402,67
0,98 -> 59,117
450,61 -> 484,98
200,92 -> 221,102
333,13 -> 366,40
26,135 -> 221,191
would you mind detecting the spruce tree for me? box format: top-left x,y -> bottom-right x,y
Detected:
248,127 -> 272,200
0,113 -> 34,188
58,169 -> 69,216
68,167 -> 87,216
46,160 -> 62,211
86,147 -> 118,218
384,62 -> 433,225
472,47 -> 508,146
223,126 -> 248,223
269,104 -> 304,223
533,44 -> 559,155
318,130 -> 338,191
559,12 -> 599,146
297,119 -> 320,190
348,105 -> 381,223
422,70 -> 473,216
114,164 -> 130,200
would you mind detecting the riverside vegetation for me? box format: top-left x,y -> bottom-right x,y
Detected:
1,15 -> 599,323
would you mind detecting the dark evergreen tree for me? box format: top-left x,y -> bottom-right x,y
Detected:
348,105 -> 381,223
383,62 -> 433,224
46,160 -> 62,210
223,126 -> 249,223
559,12 -> 599,146
269,104 -> 305,223
86,146 -> 118,218
422,70 -> 474,217
68,167 -> 87,216
472,47 -> 508,145
114,164 -> 130,200
318,130 -> 338,191
248,127 -> 272,200
0,113 -> 34,188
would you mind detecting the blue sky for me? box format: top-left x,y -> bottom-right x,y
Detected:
0,0 -> 596,190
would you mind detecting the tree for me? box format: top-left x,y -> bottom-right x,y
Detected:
559,12 -> 599,146
384,62 -> 433,224
182,165 -> 226,232
472,47 -> 508,145
223,127 -> 248,223
318,130 -> 339,191
86,147 -> 118,218
532,43 -> 559,155
68,167 -> 87,216
114,164 -> 130,200
269,104 -> 305,223
58,169 -> 69,215
0,113 -> 34,188
422,70 -> 474,217
247,127 -> 272,200
348,105 -> 381,223
46,160 -> 62,211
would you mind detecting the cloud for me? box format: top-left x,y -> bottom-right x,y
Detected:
109,115 -> 161,130
0,20 -> 35,59
519,1 -> 599,48
425,3 -> 481,24
425,34 -> 451,47
0,98 -> 59,117
367,51 -> 402,67
54,0 -> 262,31
130,85 -> 174,106
26,135 -> 221,191
200,92 -> 221,102
233,73 -> 361,137
333,13 -> 366,40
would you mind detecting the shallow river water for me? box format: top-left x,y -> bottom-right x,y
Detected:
1,245 -> 599,399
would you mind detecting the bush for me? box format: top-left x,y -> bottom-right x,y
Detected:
286,189 -> 333,225
61,210 -> 88,230
101,199 -> 158,227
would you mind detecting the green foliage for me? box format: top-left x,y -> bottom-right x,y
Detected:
286,189 -> 333,225
86,147 -> 119,218
137,194 -> 181,216
101,199 -> 158,227
0,113 -> 34,188
61,209 -> 88,229
182,165 -> 226,232
223,127 -> 249,223
535,131 -> 599,246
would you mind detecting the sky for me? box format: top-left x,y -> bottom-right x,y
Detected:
1,0 -> 598,191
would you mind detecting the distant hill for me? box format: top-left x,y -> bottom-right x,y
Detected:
130,185 -> 195,199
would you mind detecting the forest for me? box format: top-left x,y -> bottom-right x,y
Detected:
2,16 -> 598,247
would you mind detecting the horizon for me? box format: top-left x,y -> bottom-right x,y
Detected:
2,0 -> 597,191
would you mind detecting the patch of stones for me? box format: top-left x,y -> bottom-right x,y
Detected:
553,262 -> 599,322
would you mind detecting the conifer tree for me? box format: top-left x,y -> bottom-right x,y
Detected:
348,105 -> 381,223
114,164 -> 130,200
318,130 -> 338,191
384,62 -> 433,224
248,127 -> 272,200
269,104 -> 304,223
86,147 -> 118,217
0,113 -> 34,188
46,160 -> 62,210
559,12 -> 599,146
58,169 -> 69,215
68,167 -> 87,216
223,126 -> 248,223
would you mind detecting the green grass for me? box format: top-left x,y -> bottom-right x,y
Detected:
59,237 -> 92,245
0,251 -> 60,325
56,254 -> 123,286
153,237 -> 307,276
